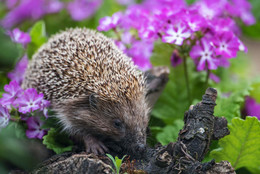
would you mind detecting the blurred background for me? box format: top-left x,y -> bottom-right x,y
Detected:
0,0 -> 259,173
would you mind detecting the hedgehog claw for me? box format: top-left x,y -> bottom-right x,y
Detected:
84,135 -> 108,155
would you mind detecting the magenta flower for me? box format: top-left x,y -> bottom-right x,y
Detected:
14,88 -> 44,114
217,57 -> 230,68
5,0 -> 19,9
98,12 -> 123,31
138,17 -> 160,40
128,40 -> 153,71
1,0 -> 63,28
0,106 -> 10,130
8,28 -> 31,47
209,18 -> 239,35
209,73 -> 220,83
193,0 -> 226,20
0,81 -> 23,109
213,31 -> 240,59
185,14 -> 205,32
123,6 -> 150,30
178,9 -> 205,32
121,31 -> 133,45
244,97 -> 260,120
171,50 -> 182,67
8,55 -> 28,84
238,39 -> 248,53
40,99 -> 51,118
225,0 -> 255,25
162,23 -> 191,46
67,0 -> 102,21
115,41 -> 127,53
190,38 -> 218,71
26,116 -> 47,139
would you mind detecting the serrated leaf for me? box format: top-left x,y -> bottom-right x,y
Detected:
214,84 -> 251,122
156,119 -> 184,145
210,117 -> 260,172
27,21 -> 47,59
43,128 -> 73,154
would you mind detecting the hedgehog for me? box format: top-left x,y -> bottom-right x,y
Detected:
22,28 -> 150,156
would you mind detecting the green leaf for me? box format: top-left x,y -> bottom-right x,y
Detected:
210,117 -> 260,172
106,154 -> 117,174
156,119 -> 184,145
42,128 -> 73,154
150,42 -> 205,124
214,84 -> 251,122
27,21 -> 47,59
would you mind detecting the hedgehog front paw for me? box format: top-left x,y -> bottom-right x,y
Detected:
83,135 -> 108,155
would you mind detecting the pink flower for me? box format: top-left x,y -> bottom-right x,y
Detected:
209,73 -> 220,83
1,0 -> 63,29
26,116 -> 47,139
67,0 -> 102,21
162,23 -> 191,46
0,81 -> 23,109
193,0 -> 227,20
238,39 -> 248,53
225,0 -> 255,25
244,97 -> 260,120
213,31 -> 240,59
0,106 -> 10,130
171,50 -> 182,67
40,99 -> 51,118
209,18 -> 240,36
98,12 -> 123,31
14,88 -> 44,114
128,40 -> 153,71
138,17 -> 160,40
8,28 -> 30,47
190,38 -> 218,71
5,0 -> 19,9
115,41 -> 127,53
7,55 -> 28,84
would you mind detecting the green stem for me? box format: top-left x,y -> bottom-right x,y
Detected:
205,68 -> 210,88
183,56 -> 191,104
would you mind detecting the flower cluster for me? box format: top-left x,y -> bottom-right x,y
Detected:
1,0 -> 63,28
97,0 -> 254,72
1,0 -> 105,28
0,81 -> 50,139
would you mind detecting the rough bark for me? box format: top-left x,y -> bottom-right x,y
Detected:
31,67 -> 234,174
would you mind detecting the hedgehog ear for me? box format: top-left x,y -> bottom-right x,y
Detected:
89,93 -> 98,109
144,66 -> 170,109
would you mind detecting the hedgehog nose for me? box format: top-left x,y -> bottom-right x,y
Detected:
136,143 -> 146,152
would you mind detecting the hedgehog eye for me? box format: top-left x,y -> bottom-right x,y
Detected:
113,119 -> 123,130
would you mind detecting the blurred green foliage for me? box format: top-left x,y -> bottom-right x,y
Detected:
242,0 -> 260,39
0,122 -> 44,173
27,21 -> 47,59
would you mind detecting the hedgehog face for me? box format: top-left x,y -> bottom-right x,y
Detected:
56,93 -> 149,154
